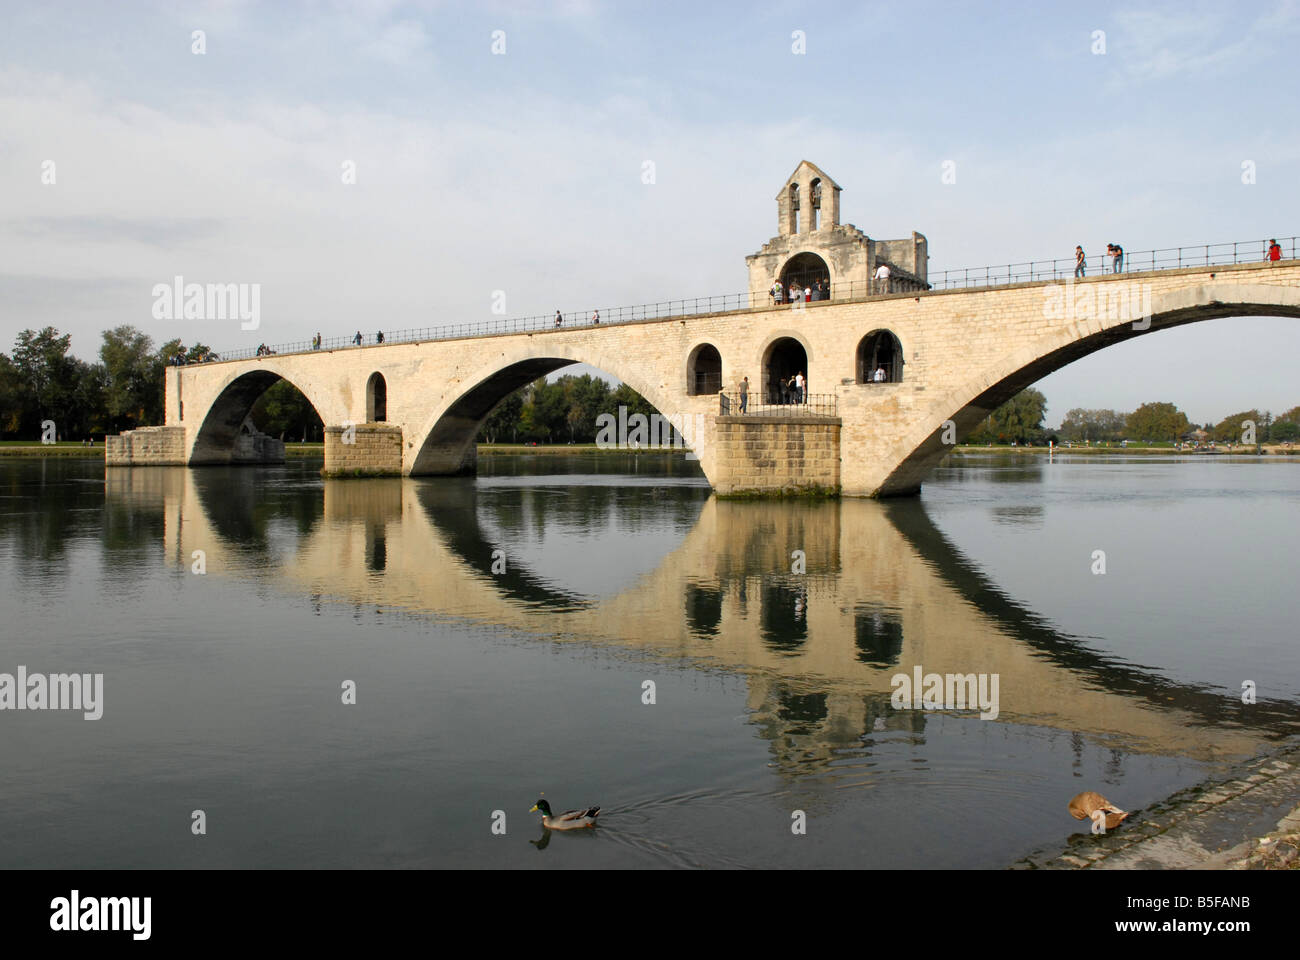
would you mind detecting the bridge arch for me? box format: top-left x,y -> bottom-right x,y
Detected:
687,342 -> 722,396
878,280 -> 1300,495
367,372 -> 388,422
189,366 -> 331,464
857,329 -> 904,383
408,343 -> 707,478
761,333 -> 812,403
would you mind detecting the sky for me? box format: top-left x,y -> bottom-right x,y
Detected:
1,0 -> 1298,426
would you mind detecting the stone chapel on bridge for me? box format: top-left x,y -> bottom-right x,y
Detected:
745,160 -> 929,300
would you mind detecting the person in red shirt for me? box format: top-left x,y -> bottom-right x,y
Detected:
1267,239 -> 1282,262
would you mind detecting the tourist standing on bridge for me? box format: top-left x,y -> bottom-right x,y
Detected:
1268,239 -> 1282,263
873,366 -> 886,382
771,279 -> 784,304
592,310 -> 599,324
739,376 -> 749,413
787,280 -> 800,305
794,371 -> 806,404
353,330 -> 363,346
874,263 -> 890,294
376,330 -> 384,344
1111,243 -> 1123,273
555,310 -> 563,328
312,332 -> 321,350
1074,246 -> 1086,278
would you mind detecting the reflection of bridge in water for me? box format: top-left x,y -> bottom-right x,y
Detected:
108,468 -> 1300,770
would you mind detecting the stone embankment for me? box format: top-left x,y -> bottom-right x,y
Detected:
1017,741 -> 1300,869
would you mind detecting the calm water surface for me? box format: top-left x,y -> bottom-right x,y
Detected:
1,452 -> 1297,868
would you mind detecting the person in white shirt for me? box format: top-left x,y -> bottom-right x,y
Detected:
874,264 -> 891,295
771,280 -> 784,304
794,371 -> 805,403
873,366 -> 886,382
803,286 -> 811,302
788,281 -> 800,305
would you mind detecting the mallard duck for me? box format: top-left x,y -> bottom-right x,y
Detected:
1068,791 -> 1129,830
530,799 -> 601,830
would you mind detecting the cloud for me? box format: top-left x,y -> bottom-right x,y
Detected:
360,18 -> 431,65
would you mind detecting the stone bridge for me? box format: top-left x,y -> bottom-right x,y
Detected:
108,259 -> 1300,496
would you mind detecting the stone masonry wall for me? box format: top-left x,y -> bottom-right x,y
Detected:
323,423 -> 404,476
105,425 -> 187,466
713,417 -> 840,495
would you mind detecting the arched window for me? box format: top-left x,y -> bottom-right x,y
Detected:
857,331 -> 903,384
780,252 -> 831,301
762,336 -> 809,404
687,343 -> 722,396
367,372 -> 388,422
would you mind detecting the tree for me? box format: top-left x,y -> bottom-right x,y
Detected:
248,380 -> 323,441
480,391 -> 524,444
100,325 -> 160,431
0,353 -> 21,436
13,327 -> 81,438
1271,420 -> 1299,442
1211,409 -> 1263,443
1124,402 -> 1190,442
968,387 -> 1048,444
1058,408 -> 1125,442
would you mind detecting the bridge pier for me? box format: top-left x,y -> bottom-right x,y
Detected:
323,423 -> 404,477
712,415 -> 841,496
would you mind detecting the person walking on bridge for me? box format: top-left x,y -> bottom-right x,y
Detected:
874,263 -> 891,294
1074,246 -> 1086,278
739,376 -> 749,413
353,330 -> 363,346
555,310 -> 563,328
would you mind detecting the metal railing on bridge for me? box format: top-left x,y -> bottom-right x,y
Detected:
928,237 -> 1298,289
189,235 -> 1296,365
719,392 -> 838,418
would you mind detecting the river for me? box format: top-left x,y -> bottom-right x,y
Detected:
0,452 -> 1296,868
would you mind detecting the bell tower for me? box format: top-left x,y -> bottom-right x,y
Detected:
747,161 -> 928,303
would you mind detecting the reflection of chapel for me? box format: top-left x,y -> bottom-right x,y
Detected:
745,161 -> 929,299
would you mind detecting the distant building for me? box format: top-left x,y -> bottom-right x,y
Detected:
746,160 -> 928,302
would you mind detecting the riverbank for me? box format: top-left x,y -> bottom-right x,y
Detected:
0,443 -> 102,457
4,441 -> 1295,460
956,444 -> 1300,456
1017,739 -> 1300,870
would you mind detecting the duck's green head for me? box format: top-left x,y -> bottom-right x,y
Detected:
530,799 -> 552,816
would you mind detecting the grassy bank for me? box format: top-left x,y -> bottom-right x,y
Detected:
955,444 -> 1300,456
0,441 -> 104,457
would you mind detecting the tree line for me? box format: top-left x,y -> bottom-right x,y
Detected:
0,325 -> 214,440
967,391 -> 1300,445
